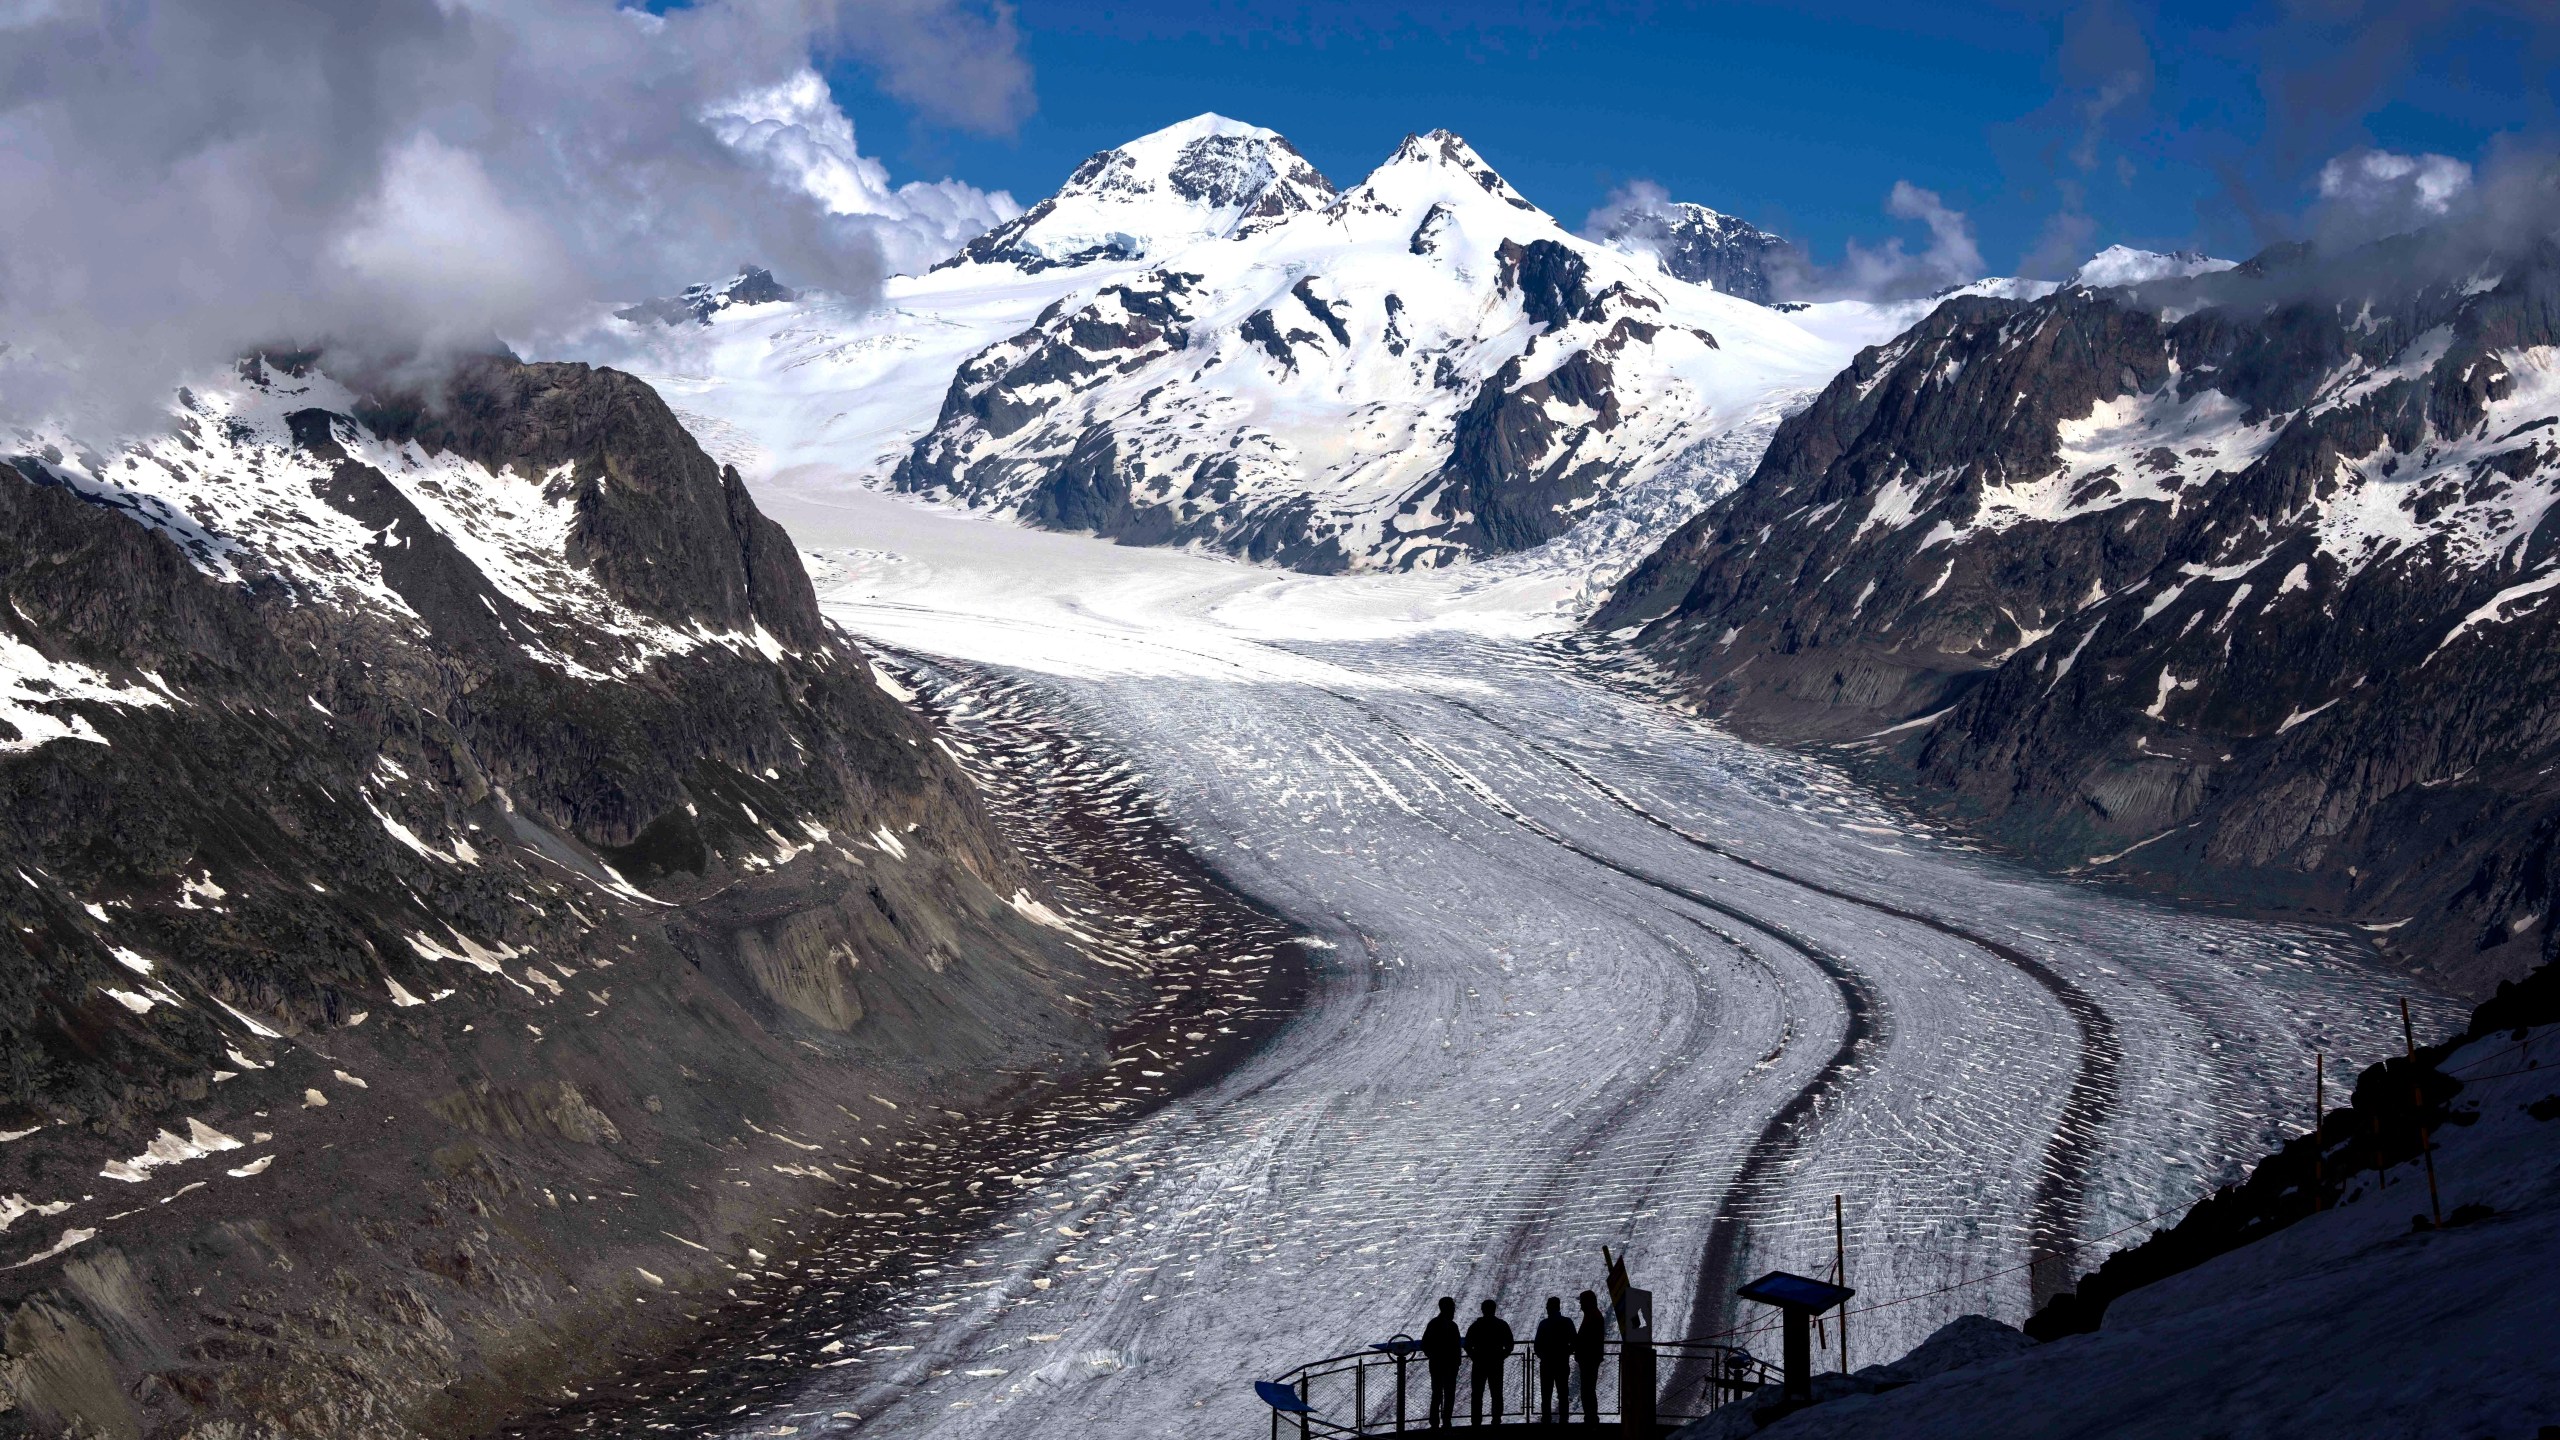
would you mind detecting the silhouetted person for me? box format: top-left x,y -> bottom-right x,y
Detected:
1422,1296 -> 1464,1429
1465,1299 -> 1516,1425
1533,1295 -> 1575,1422
1574,1290 -> 1608,1423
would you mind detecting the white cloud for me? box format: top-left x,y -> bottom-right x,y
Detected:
1583,179 -> 1679,257
1789,181 -> 1986,301
703,69 -> 1018,277
2316,149 -> 2474,225
0,0 -> 1031,427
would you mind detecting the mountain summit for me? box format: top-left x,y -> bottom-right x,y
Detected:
2068,244 -> 2236,288
940,113 -> 1337,272
615,266 -> 798,327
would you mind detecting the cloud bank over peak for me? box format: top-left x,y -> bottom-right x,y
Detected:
704,69 -> 1021,277
0,0 -> 1026,427
2314,148 -> 2475,234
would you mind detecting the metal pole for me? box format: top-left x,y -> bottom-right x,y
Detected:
2400,998 -> 2444,1228
1356,1359 -> 1366,1434
1833,1194 -> 1849,1372
2313,1052 -> 2326,1210
1299,1376 -> 1311,1440
1395,1354 -> 1407,1433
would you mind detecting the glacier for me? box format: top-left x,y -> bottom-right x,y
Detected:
513,479 -> 2441,1440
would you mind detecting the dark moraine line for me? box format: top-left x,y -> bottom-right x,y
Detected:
1473,906 -> 1771,1291
1320,689 -> 1886,1405
1441,692 -> 2125,1313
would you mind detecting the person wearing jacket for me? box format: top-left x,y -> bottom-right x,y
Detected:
1574,1289 -> 1609,1423
1421,1297 -> 1464,1429
1532,1296 -> 1577,1423
1465,1299 -> 1517,1425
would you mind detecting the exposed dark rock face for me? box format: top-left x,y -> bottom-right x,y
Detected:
0,355 -> 1172,1437
1594,200 -> 1791,306
1601,235 -> 2560,997
614,267 -> 797,327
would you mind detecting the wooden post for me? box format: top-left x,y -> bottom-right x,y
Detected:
1620,1341 -> 1657,1437
2399,998 -> 2444,1229
1833,1194 -> 1849,1373
2313,1052 -> 2326,1211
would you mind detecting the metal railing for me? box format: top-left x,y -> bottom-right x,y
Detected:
1264,1338 -> 1778,1438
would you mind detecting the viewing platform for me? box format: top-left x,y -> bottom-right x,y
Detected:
1255,1337 -> 1781,1439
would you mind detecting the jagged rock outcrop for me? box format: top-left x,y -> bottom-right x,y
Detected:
1601,233 -> 2560,996
0,353 -> 1148,1437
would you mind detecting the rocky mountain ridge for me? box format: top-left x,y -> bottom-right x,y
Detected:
1598,231 -> 2560,996
0,352 -> 1191,1437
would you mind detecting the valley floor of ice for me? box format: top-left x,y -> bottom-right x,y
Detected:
677,477 -> 2445,1440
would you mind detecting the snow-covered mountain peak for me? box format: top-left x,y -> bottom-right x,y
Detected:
880,119 -> 1898,573
591,119 -> 1935,580
939,114 -> 1335,273
1336,130 -> 1541,220
2070,244 -> 2236,288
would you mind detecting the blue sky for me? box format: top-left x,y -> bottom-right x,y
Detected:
828,0 -> 2559,276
